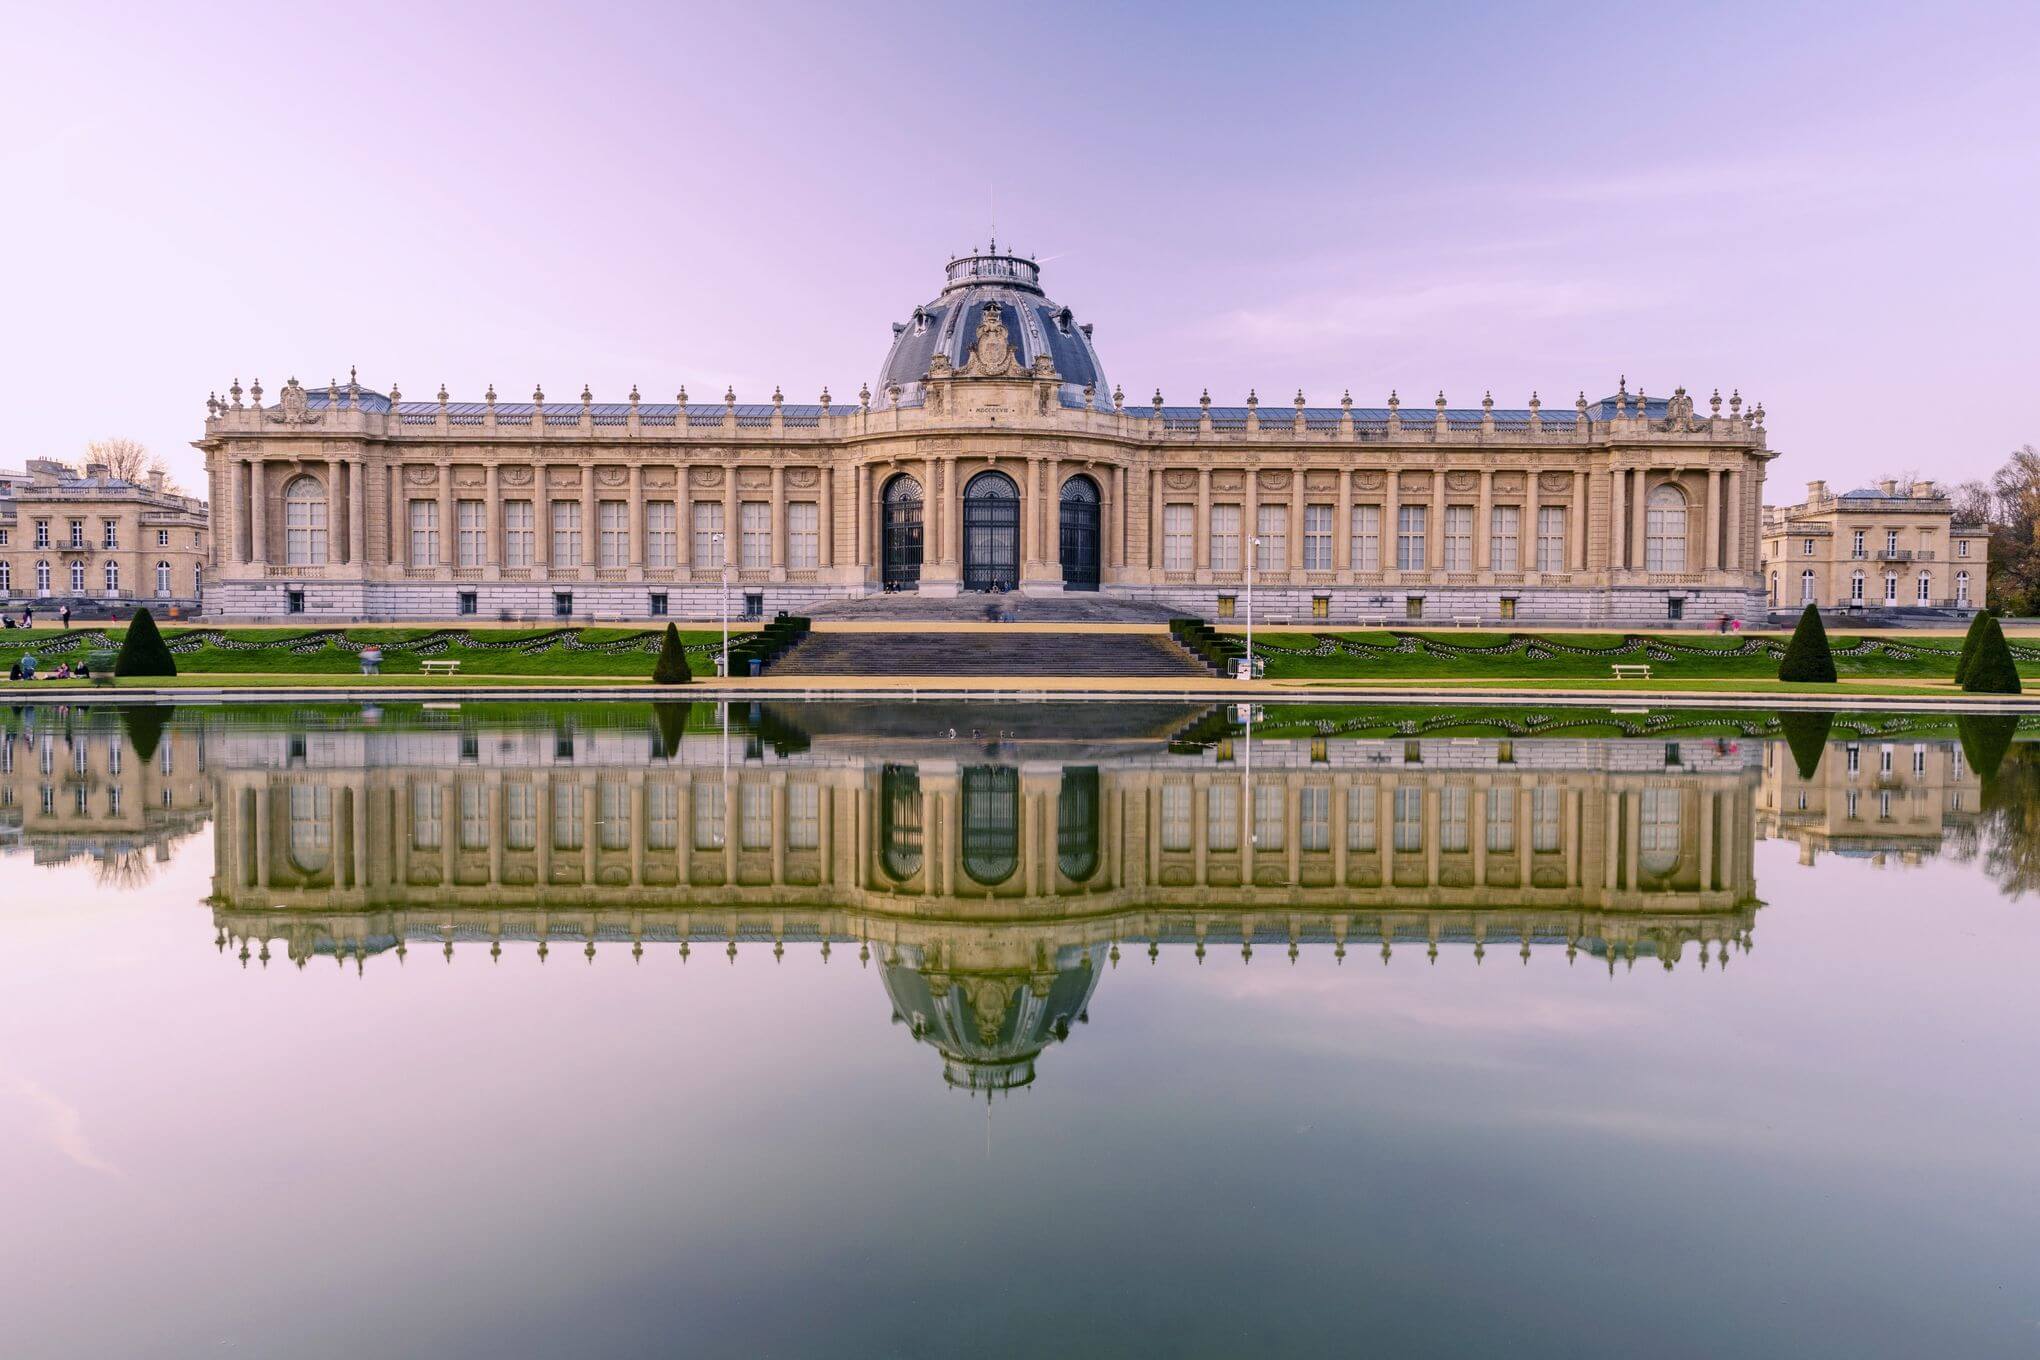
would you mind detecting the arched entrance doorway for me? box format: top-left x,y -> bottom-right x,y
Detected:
881,473 -> 923,591
1059,475 -> 1101,591
961,766 -> 1020,886
962,471 -> 1020,592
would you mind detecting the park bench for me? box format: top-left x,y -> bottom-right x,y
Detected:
1353,614 -> 1388,627
419,659 -> 462,678
1609,663 -> 1653,682
1452,615 -> 1482,628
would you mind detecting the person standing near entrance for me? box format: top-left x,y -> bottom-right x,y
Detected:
60,605 -> 70,630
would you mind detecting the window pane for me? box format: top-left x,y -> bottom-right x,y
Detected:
1303,504 -> 1332,570
1351,504 -> 1381,571
788,502 -> 819,569
1444,506 -> 1473,571
1255,504 -> 1286,570
1489,505 -> 1519,572
1162,504 -> 1193,570
1210,505 -> 1241,571
692,502 -> 725,565
739,501 -> 770,569
1396,505 -> 1427,571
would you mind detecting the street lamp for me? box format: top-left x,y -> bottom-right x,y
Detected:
1243,534 -> 1261,681
711,530 -> 729,678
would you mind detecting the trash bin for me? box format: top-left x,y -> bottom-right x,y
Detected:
748,657 -> 762,677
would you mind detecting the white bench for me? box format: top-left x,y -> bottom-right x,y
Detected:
419,659 -> 461,677
1353,614 -> 1388,627
1452,615 -> 1482,628
1609,663 -> 1652,681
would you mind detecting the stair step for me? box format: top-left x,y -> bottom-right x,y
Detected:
772,632 -> 1207,678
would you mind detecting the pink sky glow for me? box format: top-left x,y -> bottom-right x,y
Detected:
2,1 -> 2035,498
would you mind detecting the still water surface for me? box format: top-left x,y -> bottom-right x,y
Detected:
4,700 -> 2037,1358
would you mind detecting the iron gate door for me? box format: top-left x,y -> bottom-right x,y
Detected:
1059,475 -> 1101,590
881,474 -> 923,590
962,471 -> 1020,592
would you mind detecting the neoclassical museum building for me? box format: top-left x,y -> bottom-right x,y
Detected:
196,248 -> 1776,623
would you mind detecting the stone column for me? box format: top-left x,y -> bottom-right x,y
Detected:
1244,471 -> 1260,576
769,465 -> 786,571
1384,473 -> 1400,573
1148,468 -> 1163,570
1475,470 -> 1493,570
1607,467 -> 1625,571
1429,469 -> 1446,570
819,465 -> 834,568
924,455 -> 940,570
630,464 -> 646,571
1705,468 -> 1722,572
483,463 -> 501,580
533,468 -> 550,572
1111,465 -> 1126,571
1335,470 -> 1352,572
1196,467 -> 1212,570
438,469 -> 454,570
1045,457 -> 1061,574
581,474 -> 598,575
1724,467 -> 1743,573
249,460 -> 267,566
1287,470 -> 1303,572
721,469 -> 738,571
1523,469 -> 1540,575
388,463 -> 403,567
349,459 -> 368,566
943,458 -> 961,566
1572,472 -> 1588,572
234,460 -> 251,565
1025,456 -> 1044,567
1631,468 -> 1649,570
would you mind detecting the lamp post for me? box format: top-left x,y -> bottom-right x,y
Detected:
712,530 -> 729,678
1243,535 -> 1261,681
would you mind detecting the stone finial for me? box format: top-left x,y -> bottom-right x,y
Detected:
1752,401 -> 1765,425
1435,390 -> 1447,410
1294,388 -> 1306,411
250,377 -> 263,407
328,377 -> 339,405
533,384 -> 545,405
1576,390 -> 1589,416
858,382 -> 870,411
1387,389 -> 1399,411
724,385 -> 736,408
629,384 -> 640,408
580,384 -> 593,407
1482,390 -> 1493,412
1341,389 -> 1352,411
1112,383 -> 1124,412
349,365 -> 358,387
771,385 -> 783,407
1152,388 -> 1164,413
1246,388 -> 1258,409
1729,388 -> 1742,417
1083,382 -> 1096,411
677,385 -> 688,408
229,377 -> 243,408
819,385 -> 831,410
437,383 -> 449,406
1710,387 -> 1722,417
484,383 -> 496,406
206,392 -> 219,416
1529,390 -> 1541,413
1200,388 -> 1211,410
388,381 -> 401,405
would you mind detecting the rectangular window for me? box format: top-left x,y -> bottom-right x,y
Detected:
1255,505 -> 1287,571
1253,784 -> 1285,851
648,591 -> 668,616
597,500 -> 629,568
1210,505 -> 1241,571
1886,529 -> 1899,555
1206,783 -> 1239,852
457,590 -> 477,615
788,502 -> 819,569
1396,505 -> 1427,570
34,521 -> 48,549
743,592 -> 763,620
693,782 -> 726,849
1160,783 -> 1192,852
102,520 -> 119,549
1499,597 -> 1516,620
1216,594 -> 1236,619
1485,788 -> 1515,852
408,499 -> 439,567
787,782 -> 820,850
505,784 -> 536,850
1958,539 -> 1970,558
1488,505 -> 1520,571
410,783 -> 442,851
1347,786 -> 1377,851
1393,787 -> 1424,851
1300,786 -> 1330,851
503,500 -> 534,567
1312,594 -> 1330,619
1162,504 -> 1194,570
1536,506 -> 1566,571
1405,595 -> 1424,619
693,501 -> 725,565
1532,787 -> 1562,852
1444,506 -> 1473,570
740,783 -> 773,849
1852,529 -> 1865,558
67,521 -> 83,548
1350,504 -> 1381,571
599,781 -> 630,850
646,785 -> 678,851
1666,596 -> 1685,621
1803,538 -> 1814,556
460,783 -> 489,851
739,501 -> 770,569
1439,786 -> 1469,851
156,528 -> 168,547
553,591 -> 573,617
456,499 -> 486,567
550,500 -> 582,568
550,782 -> 582,851
644,501 -> 677,568
1302,504 -> 1333,570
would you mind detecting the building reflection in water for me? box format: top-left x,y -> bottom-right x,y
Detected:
200,701 -> 1771,1096
13,701 -> 2012,1094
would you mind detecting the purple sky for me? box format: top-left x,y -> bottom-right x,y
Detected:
3,1 -> 2035,498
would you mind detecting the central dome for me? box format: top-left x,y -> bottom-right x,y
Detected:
874,245 -> 1108,410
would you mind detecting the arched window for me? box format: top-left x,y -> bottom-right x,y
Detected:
284,476 -> 329,566
35,560 -> 49,596
287,784 -> 332,876
879,764 -> 923,882
960,765 -> 1019,886
1883,574 -> 1897,605
1645,485 -> 1687,572
1917,571 -> 1932,604
104,561 -> 119,595
1640,788 -> 1682,878
69,561 -> 84,593
1851,571 -> 1864,604
156,561 -> 171,596
1800,569 -> 1816,604
1056,766 -> 1100,883
1956,571 -> 1971,606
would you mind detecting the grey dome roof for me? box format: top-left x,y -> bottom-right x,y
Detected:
875,248 -> 1108,411
879,942 -> 1105,1093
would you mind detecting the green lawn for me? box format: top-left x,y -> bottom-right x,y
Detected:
1232,628 -> 2023,682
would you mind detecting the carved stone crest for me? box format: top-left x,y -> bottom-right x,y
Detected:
957,302 -> 1029,378
500,465 -> 534,487
404,465 -> 437,487
595,465 -> 628,488
1165,469 -> 1197,490
1353,471 -> 1385,490
786,466 -> 820,488
1258,470 -> 1290,492
1446,470 -> 1478,491
269,378 -> 319,426
1538,471 -> 1573,493
689,466 -> 724,489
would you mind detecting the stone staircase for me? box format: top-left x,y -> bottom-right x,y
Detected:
771,630 -> 1209,678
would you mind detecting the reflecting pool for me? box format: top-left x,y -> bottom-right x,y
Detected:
4,701 -> 2038,1358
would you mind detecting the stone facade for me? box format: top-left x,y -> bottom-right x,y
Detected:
196,250 -> 1775,625
0,459 -> 209,617
1761,477 -> 1987,612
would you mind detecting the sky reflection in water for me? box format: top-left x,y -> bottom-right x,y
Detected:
2,701 -> 2036,1360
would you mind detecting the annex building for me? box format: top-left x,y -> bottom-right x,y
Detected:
1761,478 -> 1986,614
197,248 -> 1775,624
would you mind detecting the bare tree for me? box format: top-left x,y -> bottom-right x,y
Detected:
84,437 -> 181,492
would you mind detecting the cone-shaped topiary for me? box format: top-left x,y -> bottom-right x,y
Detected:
1961,615 -> 2022,694
1955,713 -> 2022,782
652,622 -> 692,684
1953,609 -> 1993,686
1777,710 -> 1835,780
1777,603 -> 1836,683
651,701 -> 692,757
113,607 -> 176,678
